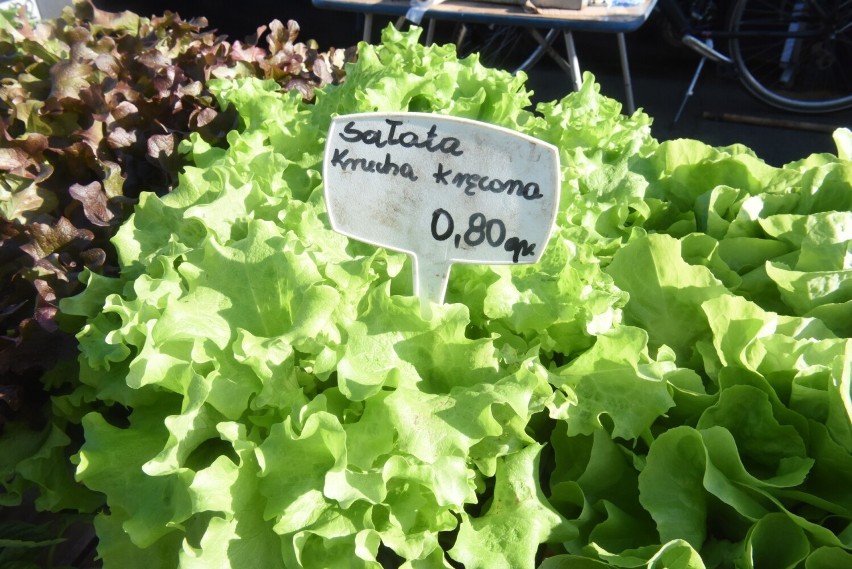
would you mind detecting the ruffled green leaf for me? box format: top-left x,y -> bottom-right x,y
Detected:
449,444 -> 568,569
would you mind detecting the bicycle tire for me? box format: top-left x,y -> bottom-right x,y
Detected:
728,0 -> 852,112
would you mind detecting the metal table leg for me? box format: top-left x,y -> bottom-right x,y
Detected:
527,28 -> 581,87
563,30 -> 582,92
363,13 -> 373,42
425,18 -> 436,44
616,32 -> 635,114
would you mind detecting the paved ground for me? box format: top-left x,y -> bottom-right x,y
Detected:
95,1 -> 851,166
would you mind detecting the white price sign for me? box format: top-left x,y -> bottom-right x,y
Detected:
323,112 -> 560,315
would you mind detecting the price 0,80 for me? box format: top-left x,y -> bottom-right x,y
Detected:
430,208 -> 536,263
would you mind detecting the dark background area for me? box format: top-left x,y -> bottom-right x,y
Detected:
88,0 -> 851,166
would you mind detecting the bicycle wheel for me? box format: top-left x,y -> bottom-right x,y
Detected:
453,24 -> 546,73
728,0 -> 852,112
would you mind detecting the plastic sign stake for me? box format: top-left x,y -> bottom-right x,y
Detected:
323,112 -> 560,317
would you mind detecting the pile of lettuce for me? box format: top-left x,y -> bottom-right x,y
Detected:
10,23 -> 852,569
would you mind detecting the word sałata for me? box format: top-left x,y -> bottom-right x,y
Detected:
329,118 -> 543,200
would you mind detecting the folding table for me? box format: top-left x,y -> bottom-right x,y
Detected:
311,0 -> 658,114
